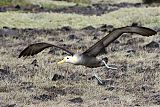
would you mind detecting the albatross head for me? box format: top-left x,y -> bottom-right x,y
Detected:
57,55 -> 79,64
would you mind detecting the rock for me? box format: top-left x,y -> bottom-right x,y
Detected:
20,82 -> 36,91
65,87 -> 84,95
59,26 -> 72,32
105,86 -> 115,91
15,5 -> 21,9
93,36 -> 98,40
0,86 -> 10,92
0,69 -> 10,80
33,93 -> 57,101
81,26 -> 96,30
52,74 -> 65,81
0,28 -> 18,37
68,73 -> 81,81
126,49 -> 136,57
67,34 -> 79,40
31,59 -> 39,67
99,24 -> 114,32
113,40 -> 120,44
141,84 -> 153,91
126,49 -> 136,53
151,94 -> 160,105
144,41 -> 159,48
131,22 -> 142,27
69,97 -> 83,103
44,86 -> 66,95
4,104 -> 16,107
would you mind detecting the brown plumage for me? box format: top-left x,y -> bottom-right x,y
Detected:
19,42 -> 74,58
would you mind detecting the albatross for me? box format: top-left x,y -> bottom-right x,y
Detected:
19,26 -> 156,84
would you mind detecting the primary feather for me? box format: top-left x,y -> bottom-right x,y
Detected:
83,26 -> 157,57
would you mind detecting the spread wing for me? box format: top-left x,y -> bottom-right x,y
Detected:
18,42 -> 74,58
83,26 -> 156,57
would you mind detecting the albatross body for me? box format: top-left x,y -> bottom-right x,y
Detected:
18,26 -> 157,84
58,53 -> 107,68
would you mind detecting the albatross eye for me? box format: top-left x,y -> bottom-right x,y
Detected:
67,57 -> 69,59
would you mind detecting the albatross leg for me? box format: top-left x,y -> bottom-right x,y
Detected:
102,60 -> 117,70
93,70 -> 103,84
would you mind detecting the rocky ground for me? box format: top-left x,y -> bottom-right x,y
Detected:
0,1 -> 160,107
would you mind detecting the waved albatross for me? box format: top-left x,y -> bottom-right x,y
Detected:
19,26 -> 156,84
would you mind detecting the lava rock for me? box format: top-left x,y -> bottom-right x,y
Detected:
65,87 -> 84,95
81,26 -> 96,30
31,59 -> 39,67
151,94 -> 160,105
59,26 -> 72,32
141,84 -> 153,91
15,5 -> 21,9
33,93 -> 57,101
4,104 -> 16,107
126,49 -> 136,57
69,97 -> 83,103
0,28 -> 18,37
52,74 -> 65,81
0,69 -> 10,80
126,49 -> 136,53
131,22 -> 142,27
93,36 -> 98,40
44,86 -> 66,95
99,24 -> 114,32
144,41 -> 159,48
105,86 -> 115,91
20,82 -> 36,91
67,34 -> 79,40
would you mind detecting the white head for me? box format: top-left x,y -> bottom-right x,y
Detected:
57,55 -> 79,64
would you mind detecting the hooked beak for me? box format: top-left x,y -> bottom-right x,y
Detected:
57,59 -> 66,64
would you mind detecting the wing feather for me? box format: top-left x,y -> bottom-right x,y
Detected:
18,42 -> 74,58
83,26 -> 156,57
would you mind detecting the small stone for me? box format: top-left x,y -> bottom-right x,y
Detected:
15,5 -> 21,9
106,86 -> 115,91
5,104 -> 16,107
81,26 -> 96,30
52,74 -> 65,81
60,26 -> 72,32
0,69 -> 10,80
44,86 -> 66,95
99,24 -> 114,32
69,97 -> 83,103
31,59 -> 39,67
144,41 -> 159,48
33,93 -> 57,101
67,34 -> 79,40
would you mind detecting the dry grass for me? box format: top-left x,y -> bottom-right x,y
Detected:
0,0 -> 160,107
0,28 -> 159,107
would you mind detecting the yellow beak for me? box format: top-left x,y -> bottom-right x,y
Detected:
57,59 -> 66,64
